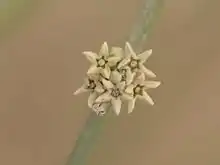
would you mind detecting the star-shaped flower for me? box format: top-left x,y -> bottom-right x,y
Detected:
74,42 -> 161,116
74,76 -> 105,108
83,42 -> 122,79
94,76 -> 131,115
118,42 -> 156,78
125,72 -> 161,113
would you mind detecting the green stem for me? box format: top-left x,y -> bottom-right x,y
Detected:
66,0 -> 164,165
65,112 -> 109,165
129,0 -> 164,52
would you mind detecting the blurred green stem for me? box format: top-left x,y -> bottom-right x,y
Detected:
66,0 -> 164,165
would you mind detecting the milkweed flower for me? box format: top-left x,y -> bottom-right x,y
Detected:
74,42 -> 161,116
83,42 -> 122,79
125,72 -> 161,113
118,42 -> 156,78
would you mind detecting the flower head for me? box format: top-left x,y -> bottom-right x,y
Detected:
118,42 -> 156,78
74,42 -> 160,116
83,42 -> 122,79
125,72 -> 160,113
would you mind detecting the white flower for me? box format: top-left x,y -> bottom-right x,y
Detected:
74,42 -> 161,116
117,66 -> 135,85
94,78 -> 131,115
125,72 -> 161,113
92,102 -> 109,116
74,76 -> 105,108
118,42 -> 156,78
83,42 -> 122,79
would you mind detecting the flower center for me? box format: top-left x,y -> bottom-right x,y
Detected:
130,60 -> 138,68
97,59 -> 106,67
133,85 -> 143,96
87,80 -> 96,89
120,69 -> 127,81
111,88 -> 121,98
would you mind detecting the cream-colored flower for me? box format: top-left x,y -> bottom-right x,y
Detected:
94,78 -> 131,115
74,76 -> 105,108
83,42 -> 122,79
125,73 -> 161,113
118,42 -> 156,78
92,102 -> 109,116
117,66 -> 135,85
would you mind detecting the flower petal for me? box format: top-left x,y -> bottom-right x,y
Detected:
121,93 -> 133,101
111,98 -> 122,115
117,57 -> 130,69
87,65 -> 100,75
88,92 -> 98,108
138,49 -> 152,63
128,98 -> 136,113
125,42 -> 137,58
143,81 -> 161,89
110,47 -> 123,57
117,81 -> 126,91
125,84 -> 135,94
83,51 -> 98,63
135,72 -> 145,83
95,82 -> 105,93
99,42 -> 109,57
102,78 -> 114,89
73,86 -> 88,95
139,64 -> 156,78
95,92 -> 111,103
142,91 -> 154,105
110,70 -> 122,84
126,68 -> 135,85
107,56 -> 121,67
101,65 -> 111,79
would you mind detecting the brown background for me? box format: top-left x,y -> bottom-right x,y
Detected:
1,0 -> 220,165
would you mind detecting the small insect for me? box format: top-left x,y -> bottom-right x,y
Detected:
92,103 -> 106,116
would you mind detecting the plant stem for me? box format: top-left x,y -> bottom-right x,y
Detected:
66,0 -> 164,164
129,0 -> 164,52
65,112 -> 109,165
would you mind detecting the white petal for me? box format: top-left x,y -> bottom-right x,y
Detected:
128,98 -> 136,113
142,91 -> 154,105
117,81 -> 126,91
125,42 -> 137,58
99,42 -> 109,57
102,78 -> 114,89
107,56 -> 121,67
125,84 -> 135,94
111,98 -> 122,115
95,82 -> 105,93
73,86 -> 88,95
95,92 -> 111,103
83,51 -> 98,63
101,65 -> 111,79
138,49 -> 152,63
87,65 -> 100,75
135,72 -> 145,83
110,70 -> 122,84
110,47 -> 123,57
139,65 -> 156,78
88,92 -> 98,108
126,69 -> 135,85
117,57 -> 130,69
143,81 -> 161,89
121,93 -> 133,101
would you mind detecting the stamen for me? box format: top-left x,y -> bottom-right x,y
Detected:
111,88 -> 121,97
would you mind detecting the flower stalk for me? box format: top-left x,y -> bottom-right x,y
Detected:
66,0 -> 164,165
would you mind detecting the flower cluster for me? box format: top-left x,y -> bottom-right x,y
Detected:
74,42 -> 161,116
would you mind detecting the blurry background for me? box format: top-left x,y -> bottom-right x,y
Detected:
1,0 -> 220,165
